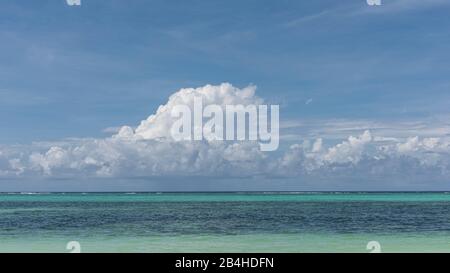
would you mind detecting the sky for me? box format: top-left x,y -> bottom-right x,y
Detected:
1,0 -> 450,191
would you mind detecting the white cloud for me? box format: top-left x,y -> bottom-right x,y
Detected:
0,83 -> 449,183
312,138 -> 322,153
132,83 -> 261,140
323,130 -> 372,165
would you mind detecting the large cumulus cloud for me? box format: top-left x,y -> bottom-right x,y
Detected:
128,83 -> 262,140
1,83 -> 450,182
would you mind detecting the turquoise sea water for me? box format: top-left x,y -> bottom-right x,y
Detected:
1,192 -> 450,253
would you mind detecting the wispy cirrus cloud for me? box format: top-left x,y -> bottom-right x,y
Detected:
283,0 -> 450,27
280,117 -> 450,141
355,0 -> 450,15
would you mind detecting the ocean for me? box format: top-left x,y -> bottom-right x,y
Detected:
1,192 -> 450,253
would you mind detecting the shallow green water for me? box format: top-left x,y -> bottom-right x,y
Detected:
1,192 -> 450,252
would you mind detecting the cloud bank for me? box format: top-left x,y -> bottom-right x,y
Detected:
1,83 -> 450,183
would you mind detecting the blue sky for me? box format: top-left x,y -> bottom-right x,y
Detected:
2,0 -> 449,143
1,0 -> 450,190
